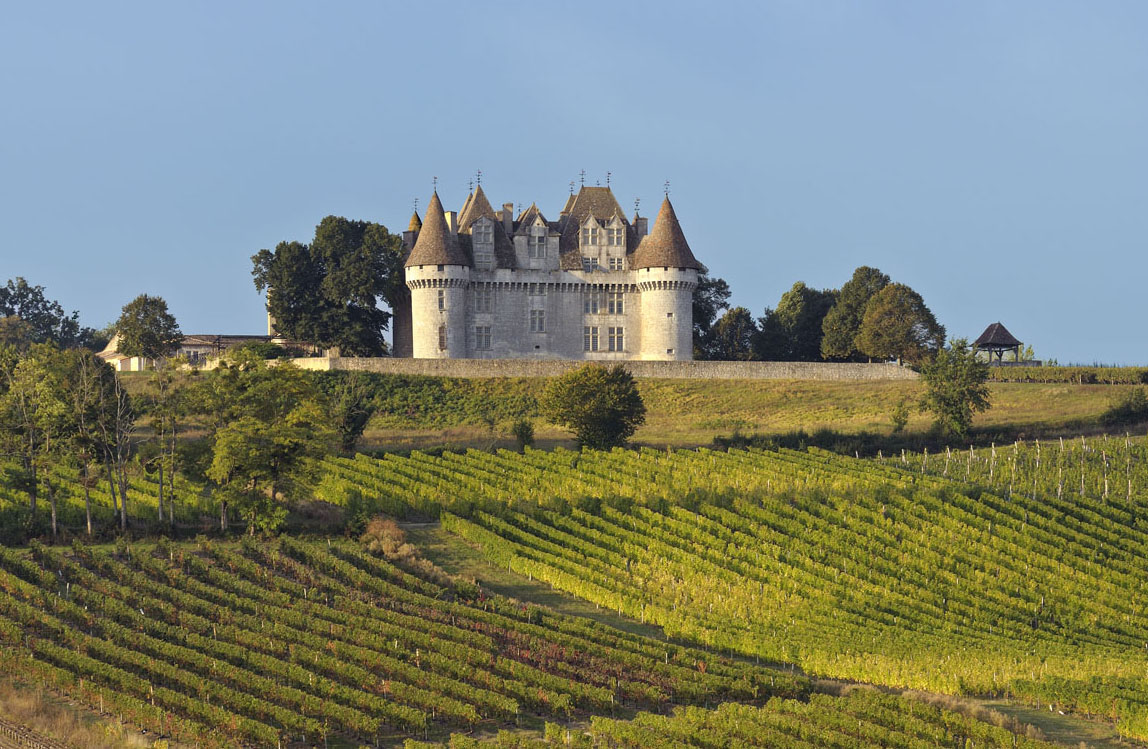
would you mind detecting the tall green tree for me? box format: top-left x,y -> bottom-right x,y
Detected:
0,278 -> 92,348
821,266 -> 891,360
0,344 -> 74,538
198,354 -> 332,533
856,283 -> 945,365
707,307 -> 761,361
539,364 -> 646,450
919,338 -> 991,438
63,349 -> 120,536
115,294 -> 182,361
756,282 -> 838,361
317,371 -> 378,454
692,266 -> 732,359
252,216 -> 404,356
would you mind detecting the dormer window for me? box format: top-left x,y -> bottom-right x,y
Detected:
474,220 -> 493,245
581,226 -> 599,246
528,230 -> 547,259
607,227 -> 623,246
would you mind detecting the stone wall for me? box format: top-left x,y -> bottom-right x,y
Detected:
283,356 -> 919,381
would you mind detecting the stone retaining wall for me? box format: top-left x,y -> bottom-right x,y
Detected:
282,357 -> 918,381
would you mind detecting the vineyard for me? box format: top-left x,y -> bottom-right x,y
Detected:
313,443 -> 1148,740
405,690 -> 1060,748
0,462 -> 212,543
0,536 -> 813,747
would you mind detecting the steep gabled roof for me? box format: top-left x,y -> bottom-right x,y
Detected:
558,186 -> 632,268
456,185 -> 516,269
630,196 -> 701,270
974,322 -> 1022,348
515,202 -> 547,233
404,192 -> 471,267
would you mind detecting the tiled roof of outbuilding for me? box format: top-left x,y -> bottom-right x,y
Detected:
630,196 -> 701,270
974,322 -> 1022,348
404,192 -> 471,267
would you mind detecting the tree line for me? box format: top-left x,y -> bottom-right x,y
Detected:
693,266 -> 945,365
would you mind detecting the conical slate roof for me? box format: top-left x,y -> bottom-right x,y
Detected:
974,322 -> 1022,348
404,192 -> 470,267
630,196 -> 701,270
407,211 -> 422,232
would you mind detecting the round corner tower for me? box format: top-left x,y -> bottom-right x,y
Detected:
405,191 -> 471,359
632,196 -> 700,361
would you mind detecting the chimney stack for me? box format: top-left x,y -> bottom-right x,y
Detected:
444,211 -> 458,234
502,203 -> 514,235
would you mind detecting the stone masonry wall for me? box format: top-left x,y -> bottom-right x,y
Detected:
283,357 -> 919,381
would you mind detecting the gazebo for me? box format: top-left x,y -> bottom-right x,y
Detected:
974,322 -> 1022,363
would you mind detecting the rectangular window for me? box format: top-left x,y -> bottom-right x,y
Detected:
473,286 -> 492,313
583,326 -> 599,352
529,232 -> 547,259
608,326 -> 624,352
583,290 -> 601,314
607,291 -> 624,315
608,257 -> 624,271
437,289 -> 445,310
607,227 -> 623,246
530,309 -> 546,333
475,326 -> 491,350
581,256 -> 600,272
474,222 -> 493,244
528,283 -> 546,297
475,249 -> 494,271
581,226 -> 599,246
438,325 -> 447,351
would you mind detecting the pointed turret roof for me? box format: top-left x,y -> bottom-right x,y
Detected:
630,196 -> 701,270
455,184 -> 516,268
404,192 -> 470,267
974,322 -> 1022,348
407,211 -> 422,232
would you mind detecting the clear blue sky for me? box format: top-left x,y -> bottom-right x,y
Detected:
2,1 -> 1145,363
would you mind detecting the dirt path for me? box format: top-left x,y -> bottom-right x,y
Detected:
406,522 -> 1144,749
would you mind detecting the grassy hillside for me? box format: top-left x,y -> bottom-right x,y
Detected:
312,444 -> 1148,741
357,376 -> 1138,451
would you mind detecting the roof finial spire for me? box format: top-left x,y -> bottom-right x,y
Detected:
432,176 -> 438,192
468,178 -> 473,192
634,197 -> 641,216
664,180 -> 671,196
606,171 -> 611,187
579,169 -> 586,187
476,168 -> 483,186
413,197 -> 419,214
569,180 -> 575,194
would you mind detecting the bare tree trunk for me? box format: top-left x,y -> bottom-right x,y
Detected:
104,452 -> 119,518
25,452 -> 37,514
157,458 -> 165,524
118,466 -> 129,531
220,501 -> 227,533
46,476 -> 57,542
82,461 -> 93,537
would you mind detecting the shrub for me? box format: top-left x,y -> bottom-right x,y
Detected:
538,364 -> 646,450
1100,386 -> 1148,426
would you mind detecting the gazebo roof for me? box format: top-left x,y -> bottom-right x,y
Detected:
974,322 -> 1022,348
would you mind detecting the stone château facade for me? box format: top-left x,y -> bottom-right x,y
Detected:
392,184 -> 701,360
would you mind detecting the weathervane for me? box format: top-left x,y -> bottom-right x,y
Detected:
569,180 -> 575,194
476,169 -> 483,186
413,197 -> 419,214
664,180 -> 671,196
634,197 -> 640,215
579,169 -> 586,187
433,176 -> 438,192
468,178 -> 473,192
606,171 -> 611,187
